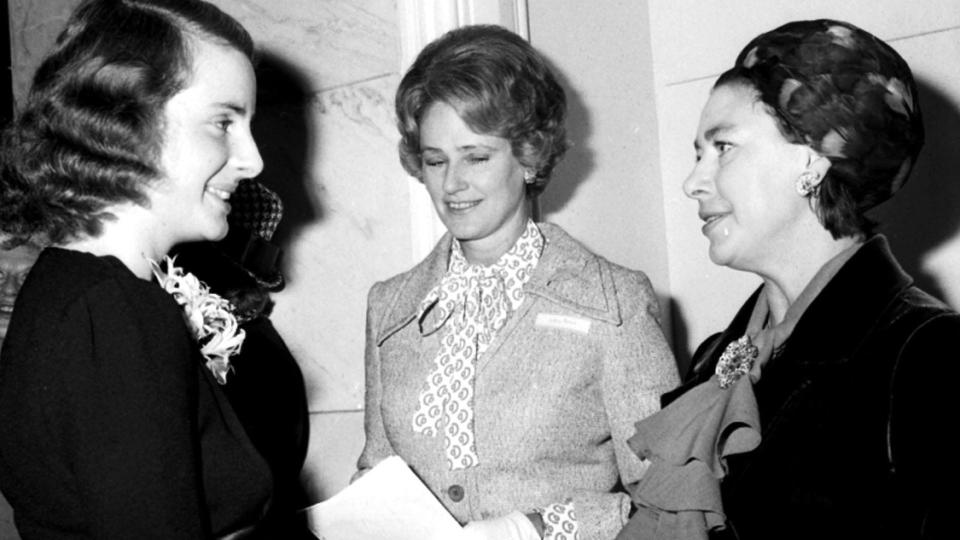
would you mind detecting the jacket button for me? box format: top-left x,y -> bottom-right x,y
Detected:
447,484 -> 464,502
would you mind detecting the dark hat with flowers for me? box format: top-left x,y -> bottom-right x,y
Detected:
218,179 -> 285,290
720,19 -> 924,216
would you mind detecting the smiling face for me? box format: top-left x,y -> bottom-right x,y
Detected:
0,243 -> 40,341
419,100 -> 530,264
148,37 -> 263,249
683,83 -> 819,274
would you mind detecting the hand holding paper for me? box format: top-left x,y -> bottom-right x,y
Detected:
462,511 -> 541,540
303,456 -> 466,540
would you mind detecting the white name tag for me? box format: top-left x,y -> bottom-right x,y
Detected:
535,313 -> 592,334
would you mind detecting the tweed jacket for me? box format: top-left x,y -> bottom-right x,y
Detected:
664,235 -> 959,540
358,223 -> 678,540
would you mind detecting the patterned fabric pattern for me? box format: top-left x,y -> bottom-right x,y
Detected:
413,220 -> 543,470
541,500 -> 579,540
227,179 -> 284,241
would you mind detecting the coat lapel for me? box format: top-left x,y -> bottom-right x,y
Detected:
372,223 -> 625,374
679,236 -> 914,434
524,224 -> 623,325
773,236 -> 912,370
476,223 -> 623,374
374,234 -> 451,347
745,237 -> 913,435
755,237 -> 911,436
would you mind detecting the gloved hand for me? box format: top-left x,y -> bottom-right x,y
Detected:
462,511 -> 541,540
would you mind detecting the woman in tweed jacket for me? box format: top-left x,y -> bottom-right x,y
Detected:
356,25 -> 678,540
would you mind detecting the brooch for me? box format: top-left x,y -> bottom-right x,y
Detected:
715,335 -> 758,389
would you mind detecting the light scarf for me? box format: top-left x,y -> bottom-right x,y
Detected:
717,240 -> 862,387
412,220 -> 543,470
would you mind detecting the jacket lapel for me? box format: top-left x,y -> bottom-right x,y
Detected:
774,236 -> 912,371
373,223 -> 626,374
374,234 -> 451,347
476,223 -> 623,374
678,236 -> 914,431
524,224 -> 623,325
753,236 -> 914,436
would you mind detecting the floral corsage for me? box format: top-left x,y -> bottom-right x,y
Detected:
150,256 -> 245,384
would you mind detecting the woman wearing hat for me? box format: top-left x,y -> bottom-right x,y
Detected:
620,18 -> 958,540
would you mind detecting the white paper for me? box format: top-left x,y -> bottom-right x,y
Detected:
303,456 -> 466,540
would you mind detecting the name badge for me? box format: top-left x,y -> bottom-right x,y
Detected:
535,313 -> 591,334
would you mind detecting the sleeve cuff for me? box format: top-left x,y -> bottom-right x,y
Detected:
538,499 -> 579,540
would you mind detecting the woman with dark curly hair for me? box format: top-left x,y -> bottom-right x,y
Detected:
357,25 -> 678,540
618,19 -> 959,540
0,1 -> 271,538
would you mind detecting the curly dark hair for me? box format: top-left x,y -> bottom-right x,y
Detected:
715,19 -> 924,239
0,0 -> 254,245
395,24 -> 568,196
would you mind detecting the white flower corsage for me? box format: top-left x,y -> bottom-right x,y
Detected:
150,256 -> 245,384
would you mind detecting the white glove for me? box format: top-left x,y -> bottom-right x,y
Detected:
462,511 -> 541,540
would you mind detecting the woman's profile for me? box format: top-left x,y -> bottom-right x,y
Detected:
619,18 -> 959,540
0,1 -> 275,538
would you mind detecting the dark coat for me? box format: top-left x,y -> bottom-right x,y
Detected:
220,316 -> 312,539
0,249 -> 273,539
174,241 -> 313,539
665,236 -> 959,540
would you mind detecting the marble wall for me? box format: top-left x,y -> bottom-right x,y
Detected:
207,0 -> 412,500
527,0 -> 669,332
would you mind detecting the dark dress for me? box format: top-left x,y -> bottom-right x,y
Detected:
220,316 -> 312,539
664,236 -> 959,540
172,240 -> 313,539
0,248 -> 273,539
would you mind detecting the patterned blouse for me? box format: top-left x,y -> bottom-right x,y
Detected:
414,220 -> 579,539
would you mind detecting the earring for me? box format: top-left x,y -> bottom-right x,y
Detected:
796,171 -> 820,197
523,170 -> 537,184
